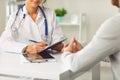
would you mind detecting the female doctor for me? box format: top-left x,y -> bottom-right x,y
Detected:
0,0 -> 64,59
61,0 -> 120,80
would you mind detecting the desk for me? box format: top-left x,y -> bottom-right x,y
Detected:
0,53 -> 100,80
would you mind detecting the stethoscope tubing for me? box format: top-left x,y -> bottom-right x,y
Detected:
11,4 -> 48,39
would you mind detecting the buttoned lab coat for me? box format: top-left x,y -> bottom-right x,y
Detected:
0,6 -> 64,53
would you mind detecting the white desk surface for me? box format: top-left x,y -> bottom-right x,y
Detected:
0,52 -> 100,80
0,52 -> 71,80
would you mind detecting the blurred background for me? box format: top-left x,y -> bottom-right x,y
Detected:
0,0 -> 118,80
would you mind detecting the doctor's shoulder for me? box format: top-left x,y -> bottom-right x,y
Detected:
7,10 -> 21,23
5,12 -> 17,29
42,7 -> 55,16
8,9 -> 20,19
7,12 -> 16,20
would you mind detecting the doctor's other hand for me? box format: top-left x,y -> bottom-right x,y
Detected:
62,38 -> 83,53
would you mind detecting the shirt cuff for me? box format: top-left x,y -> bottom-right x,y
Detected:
61,51 -> 72,61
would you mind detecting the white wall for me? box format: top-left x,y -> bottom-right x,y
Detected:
0,0 -> 6,34
46,0 -> 118,41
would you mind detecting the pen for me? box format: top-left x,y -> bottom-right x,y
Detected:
29,40 -> 38,43
29,40 -> 48,46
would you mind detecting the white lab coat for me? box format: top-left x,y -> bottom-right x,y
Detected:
0,6 -> 64,53
61,13 -> 120,80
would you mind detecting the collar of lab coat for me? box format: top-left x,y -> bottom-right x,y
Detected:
22,5 -> 45,23
22,5 -> 43,18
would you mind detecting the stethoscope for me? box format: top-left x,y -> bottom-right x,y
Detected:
11,4 -> 49,42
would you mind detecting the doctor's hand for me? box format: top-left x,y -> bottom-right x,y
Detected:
62,38 -> 83,53
25,41 -> 47,53
23,41 -> 47,59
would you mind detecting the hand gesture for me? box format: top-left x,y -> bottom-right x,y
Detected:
62,38 -> 83,53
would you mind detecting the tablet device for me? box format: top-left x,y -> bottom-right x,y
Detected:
38,38 -> 67,54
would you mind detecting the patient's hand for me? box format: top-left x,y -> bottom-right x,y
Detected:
62,38 -> 83,53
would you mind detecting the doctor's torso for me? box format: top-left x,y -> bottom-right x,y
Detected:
9,6 -> 56,44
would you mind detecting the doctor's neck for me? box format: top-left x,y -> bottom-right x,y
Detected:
25,4 -> 38,21
25,5 -> 38,14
